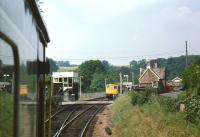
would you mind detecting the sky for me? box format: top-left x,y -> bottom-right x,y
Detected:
41,0 -> 200,65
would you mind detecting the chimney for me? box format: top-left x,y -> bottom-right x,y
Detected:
147,61 -> 151,69
154,63 -> 158,68
140,68 -> 143,76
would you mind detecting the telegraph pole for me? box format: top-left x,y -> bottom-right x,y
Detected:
186,41 -> 188,67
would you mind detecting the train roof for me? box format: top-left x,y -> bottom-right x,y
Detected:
28,0 -> 50,44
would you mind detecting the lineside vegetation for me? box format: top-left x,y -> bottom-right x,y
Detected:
0,92 -> 13,137
112,93 -> 200,137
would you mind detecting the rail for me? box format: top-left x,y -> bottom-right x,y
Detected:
54,105 -> 95,137
79,105 -> 105,137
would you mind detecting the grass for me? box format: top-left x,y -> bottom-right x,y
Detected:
0,92 -> 13,137
112,93 -> 200,137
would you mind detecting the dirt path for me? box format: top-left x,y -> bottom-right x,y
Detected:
92,105 -> 112,137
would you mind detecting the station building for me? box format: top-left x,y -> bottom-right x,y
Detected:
52,72 -> 80,100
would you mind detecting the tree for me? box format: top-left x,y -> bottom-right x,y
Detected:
106,67 -> 120,84
183,59 -> 200,95
129,55 -> 200,82
90,73 -> 105,92
56,61 -> 70,67
47,58 -> 59,74
102,60 -> 110,70
119,66 -> 130,75
78,60 -> 106,92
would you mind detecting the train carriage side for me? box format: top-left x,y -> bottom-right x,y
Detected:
0,0 -> 50,137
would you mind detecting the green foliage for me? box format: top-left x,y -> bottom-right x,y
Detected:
130,91 -> 153,106
47,58 -> 59,74
89,73 -> 105,92
184,96 -> 200,124
0,93 -> 13,137
157,96 -> 177,112
78,60 -> 106,92
130,55 -> 200,81
119,66 -> 130,75
106,67 -> 120,83
181,59 -> 200,124
130,91 -> 177,112
112,94 -> 200,137
177,91 -> 187,101
101,60 -> 110,70
183,59 -> 200,94
56,61 -> 70,67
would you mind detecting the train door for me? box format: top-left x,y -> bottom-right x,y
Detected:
0,32 -> 19,137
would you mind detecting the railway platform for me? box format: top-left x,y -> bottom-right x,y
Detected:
61,100 -> 113,105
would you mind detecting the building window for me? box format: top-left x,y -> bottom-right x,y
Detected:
68,77 -> 72,84
54,78 -> 58,82
59,78 -> 63,82
64,77 -> 67,82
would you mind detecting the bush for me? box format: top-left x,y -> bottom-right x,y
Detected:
157,96 -> 177,112
177,91 -> 188,101
130,91 -> 153,106
184,96 -> 200,124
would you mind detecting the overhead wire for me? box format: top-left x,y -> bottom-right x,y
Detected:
62,49 -> 187,62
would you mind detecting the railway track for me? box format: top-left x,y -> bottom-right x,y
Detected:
45,97 -> 109,137
49,104 -> 105,137
45,96 -> 107,122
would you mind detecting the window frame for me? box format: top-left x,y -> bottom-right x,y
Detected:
0,31 -> 20,137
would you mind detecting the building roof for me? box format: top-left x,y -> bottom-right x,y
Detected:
171,77 -> 182,82
139,67 -> 165,80
52,72 -> 79,78
152,68 -> 165,79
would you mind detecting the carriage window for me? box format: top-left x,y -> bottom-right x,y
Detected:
0,39 -> 15,137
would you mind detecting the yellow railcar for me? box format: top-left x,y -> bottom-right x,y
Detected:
106,84 -> 119,99
19,84 -> 28,95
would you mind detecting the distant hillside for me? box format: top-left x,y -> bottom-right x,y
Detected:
130,55 -> 200,81
58,66 -> 79,72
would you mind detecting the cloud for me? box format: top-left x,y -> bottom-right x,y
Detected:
42,0 -> 200,65
61,0 -> 159,23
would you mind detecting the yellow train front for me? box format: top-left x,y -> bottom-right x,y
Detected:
106,84 -> 119,99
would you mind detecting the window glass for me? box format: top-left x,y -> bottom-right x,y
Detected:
64,77 -> 67,82
54,78 -> 58,82
59,78 -> 62,83
68,77 -> 72,84
0,39 -> 15,137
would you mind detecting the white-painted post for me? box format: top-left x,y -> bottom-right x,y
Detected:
79,76 -> 83,97
132,72 -> 134,86
105,78 -> 107,90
